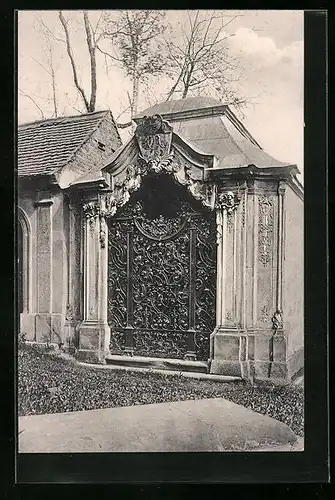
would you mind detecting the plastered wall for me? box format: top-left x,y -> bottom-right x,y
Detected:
282,185 -> 304,355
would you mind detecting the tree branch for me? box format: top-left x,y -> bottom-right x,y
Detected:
30,56 -> 52,77
114,104 -> 131,121
19,89 -> 45,119
96,45 -> 123,62
35,15 -> 66,44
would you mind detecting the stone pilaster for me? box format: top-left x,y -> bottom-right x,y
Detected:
77,197 -> 110,363
210,190 -> 246,377
209,181 -> 290,382
63,196 -> 82,349
34,196 -> 53,342
244,180 -> 288,381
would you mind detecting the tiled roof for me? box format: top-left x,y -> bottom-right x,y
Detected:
18,111 -> 116,177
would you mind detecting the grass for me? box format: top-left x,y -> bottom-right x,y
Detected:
18,343 -> 304,437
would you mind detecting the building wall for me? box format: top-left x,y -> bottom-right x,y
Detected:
18,187 -> 69,344
282,184 -> 304,361
58,116 -> 122,188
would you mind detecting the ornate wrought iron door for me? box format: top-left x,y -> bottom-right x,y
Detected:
108,174 -> 216,361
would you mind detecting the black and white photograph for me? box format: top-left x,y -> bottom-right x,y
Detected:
17,9 -> 306,458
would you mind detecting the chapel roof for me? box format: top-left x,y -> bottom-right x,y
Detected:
134,97 -> 291,170
18,110 -> 121,178
135,96 -> 223,119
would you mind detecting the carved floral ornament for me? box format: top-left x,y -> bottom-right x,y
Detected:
216,190 -> 241,213
258,195 -> 274,266
82,115 -> 243,245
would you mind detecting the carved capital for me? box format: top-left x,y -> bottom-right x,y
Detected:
216,190 -> 241,214
82,198 -> 109,248
83,201 -> 100,222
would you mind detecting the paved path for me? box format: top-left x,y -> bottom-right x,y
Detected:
19,398 -> 302,453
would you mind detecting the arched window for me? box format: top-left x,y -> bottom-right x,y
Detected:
18,219 -> 23,314
17,208 -> 31,314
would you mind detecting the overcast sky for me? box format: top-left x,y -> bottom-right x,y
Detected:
18,10 -> 303,178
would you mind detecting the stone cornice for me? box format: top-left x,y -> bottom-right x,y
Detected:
206,164 -> 300,179
134,104 -> 229,124
206,164 -> 304,200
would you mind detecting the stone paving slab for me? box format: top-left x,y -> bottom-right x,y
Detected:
19,398 -> 299,453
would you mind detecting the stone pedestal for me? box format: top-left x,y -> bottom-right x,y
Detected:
210,328 -> 246,377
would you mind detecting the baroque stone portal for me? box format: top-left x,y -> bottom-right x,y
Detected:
107,174 -> 217,361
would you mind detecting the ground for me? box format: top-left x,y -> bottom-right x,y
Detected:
18,343 -> 304,437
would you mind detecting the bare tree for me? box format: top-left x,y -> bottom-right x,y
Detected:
58,10 -> 99,113
98,10 -> 167,125
164,11 -> 247,107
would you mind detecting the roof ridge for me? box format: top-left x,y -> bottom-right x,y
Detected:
18,110 -> 110,129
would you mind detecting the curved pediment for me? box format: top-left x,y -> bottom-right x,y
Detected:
101,115 -> 219,217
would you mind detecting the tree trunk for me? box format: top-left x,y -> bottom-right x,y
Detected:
51,65 -> 58,117
182,86 -> 189,98
182,63 -> 194,99
132,73 -> 139,119
83,11 -> 97,113
49,48 -> 58,118
130,71 -> 139,133
58,10 -> 90,112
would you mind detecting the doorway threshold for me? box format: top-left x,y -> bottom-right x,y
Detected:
105,354 -> 209,374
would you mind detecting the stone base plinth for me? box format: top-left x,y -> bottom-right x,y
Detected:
19,312 -> 65,344
209,327 -> 295,383
78,321 -> 110,364
76,349 -> 106,365
209,328 -> 246,378
210,359 -> 243,377
19,313 -> 36,341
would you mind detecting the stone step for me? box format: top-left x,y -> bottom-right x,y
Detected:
105,354 -> 209,373
81,360 -> 242,383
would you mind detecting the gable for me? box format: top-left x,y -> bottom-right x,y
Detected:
18,111 -> 122,184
